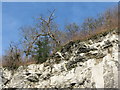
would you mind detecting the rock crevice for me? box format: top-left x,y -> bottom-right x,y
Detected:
1,29 -> 119,88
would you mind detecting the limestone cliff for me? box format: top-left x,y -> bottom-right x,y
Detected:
1,29 -> 119,88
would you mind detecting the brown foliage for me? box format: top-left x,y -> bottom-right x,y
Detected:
2,6 -> 118,68
67,6 -> 118,43
2,43 -> 22,70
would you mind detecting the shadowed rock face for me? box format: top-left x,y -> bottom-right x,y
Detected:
1,29 -> 119,88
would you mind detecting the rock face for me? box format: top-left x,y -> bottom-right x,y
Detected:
1,29 -> 119,88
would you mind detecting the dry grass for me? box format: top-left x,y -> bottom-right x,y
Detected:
20,60 -> 37,66
1,58 -> 37,69
71,14 -> 118,42
73,6 -> 118,41
74,27 -> 117,42
62,6 -> 118,46
1,6 -> 119,68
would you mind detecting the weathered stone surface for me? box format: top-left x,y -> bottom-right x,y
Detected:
27,75 -> 39,82
1,29 -> 119,88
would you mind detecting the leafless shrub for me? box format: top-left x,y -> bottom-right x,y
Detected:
68,6 -> 118,42
2,43 -> 22,70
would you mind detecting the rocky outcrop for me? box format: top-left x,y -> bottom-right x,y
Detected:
1,29 -> 119,88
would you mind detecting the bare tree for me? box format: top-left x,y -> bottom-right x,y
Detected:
38,10 -> 60,46
3,42 -> 22,70
65,23 -> 80,40
21,10 -> 61,57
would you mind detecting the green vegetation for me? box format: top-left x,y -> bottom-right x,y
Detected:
33,36 -> 50,63
2,6 -> 119,70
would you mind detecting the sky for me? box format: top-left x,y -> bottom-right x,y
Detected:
2,2 -> 117,55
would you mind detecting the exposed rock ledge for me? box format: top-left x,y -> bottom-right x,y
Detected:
0,29 -> 119,88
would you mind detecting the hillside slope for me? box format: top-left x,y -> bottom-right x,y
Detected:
1,29 -> 119,88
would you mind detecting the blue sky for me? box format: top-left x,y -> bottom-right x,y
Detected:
2,2 -> 117,55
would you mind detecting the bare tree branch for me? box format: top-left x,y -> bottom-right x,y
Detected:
23,10 -> 60,56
